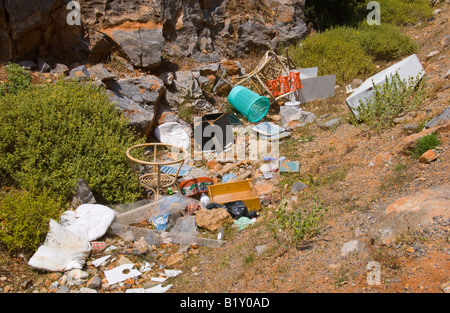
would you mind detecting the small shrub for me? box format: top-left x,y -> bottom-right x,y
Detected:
410,133 -> 441,159
268,199 -> 328,244
0,189 -> 63,253
355,23 -> 418,61
0,62 -> 32,95
356,72 -> 425,130
288,27 -> 376,84
371,0 -> 433,26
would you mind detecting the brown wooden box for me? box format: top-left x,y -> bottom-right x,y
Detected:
207,179 -> 261,211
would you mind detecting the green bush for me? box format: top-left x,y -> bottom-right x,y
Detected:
0,69 -> 144,205
355,72 -> 425,130
372,0 -> 433,26
410,134 -> 441,159
287,27 -> 376,84
0,189 -> 63,252
287,23 -> 418,84
0,62 -> 32,95
355,23 -> 417,61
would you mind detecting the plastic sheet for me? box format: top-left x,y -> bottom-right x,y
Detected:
109,223 -> 226,248
113,195 -> 197,226
109,194 -> 226,248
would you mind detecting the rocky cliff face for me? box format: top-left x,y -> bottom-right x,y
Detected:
0,0 -> 307,69
0,0 -> 88,64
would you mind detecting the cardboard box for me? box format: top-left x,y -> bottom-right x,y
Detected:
207,179 -> 261,211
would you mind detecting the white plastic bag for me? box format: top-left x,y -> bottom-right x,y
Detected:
154,122 -> 191,151
60,203 -> 116,241
28,220 -> 91,272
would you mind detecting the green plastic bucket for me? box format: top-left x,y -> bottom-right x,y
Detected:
228,85 -> 270,123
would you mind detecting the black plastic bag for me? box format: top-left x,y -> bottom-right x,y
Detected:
224,201 -> 249,219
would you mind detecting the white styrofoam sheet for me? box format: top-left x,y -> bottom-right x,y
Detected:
345,54 -> 425,119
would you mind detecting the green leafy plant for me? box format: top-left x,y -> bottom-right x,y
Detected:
287,23 -> 418,85
354,23 -> 418,61
287,28 -> 376,85
268,198 -> 328,244
372,0 -> 433,26
0,68 -> 144,204
356,72 -> 426,130
0,188 -> 63,253
0,62 -> 32,95
410,133 -> 441,159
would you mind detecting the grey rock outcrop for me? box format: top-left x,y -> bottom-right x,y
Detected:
106,75 -> 166,138
1,0 -> 307,68
0,0 -> 87,63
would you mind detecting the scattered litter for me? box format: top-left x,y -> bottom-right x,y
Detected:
224,201 -> 249,219
104,263 -> 142,285
113,195 -> 197,226
262,171 -> 274,179
253,121 -> 291,141
252,121 -> 286,137
346,84 -> 354,94
151,277 -> 167,282
193,113 -> 234,153
284,100 -> 300,108
90,241 -> 107,253
208,179 -> 261,211
28,219 -> 91,272
345,54 -> 425,119
186,202 -> 201,215
104,245 -> 117,252
259,131 -> 291,141
164,269 -> 182,277
151,214 -> 170,231
228,86 -> 270,123
200,193 -> 212,208
160,163 -> 194,177
179,177 -> 214,197
222,173 -> 237,183
92,255 -> 111,267
109,224 -> 226,248
234,217 -> 256,230
217,227 -> 225,240
140,262 -> 152,272
286,69 -> 336,104
125,284 -> 173,293
279,160 -> 300,172
266,71 -> 303,97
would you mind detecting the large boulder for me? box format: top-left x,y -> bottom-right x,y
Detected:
173,70 -> 203,99
369,185 -> 450,245
101,21 -> 164,70
106,75 -> 166,138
